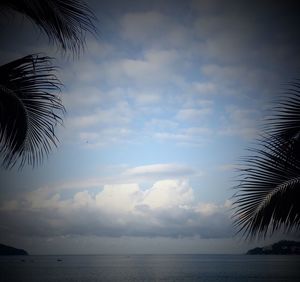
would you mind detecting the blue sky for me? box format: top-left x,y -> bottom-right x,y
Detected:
0,0 -> 300,254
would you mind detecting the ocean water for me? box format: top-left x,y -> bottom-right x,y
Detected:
0,254 -> 300,282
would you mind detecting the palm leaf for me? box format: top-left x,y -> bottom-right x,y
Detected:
233,81 -> 300,239
0,54 -> 65,169
265,81 -> 300,159
0,0 -> 97,55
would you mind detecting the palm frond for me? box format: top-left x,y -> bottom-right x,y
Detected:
0,54 -> 65,169
0,0 -> 97,55
233,137 -> 300,239
265,80 -> 300,158
233,80 -> 300,239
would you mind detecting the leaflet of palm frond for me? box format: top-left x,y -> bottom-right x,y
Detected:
264,81 -> 300,158
0,0 -> 97,55
0,54 -> 64,169
233,135 -> 300,239
260,133 -> 300,169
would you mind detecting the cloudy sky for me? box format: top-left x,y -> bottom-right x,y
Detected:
0,0 -> 300,254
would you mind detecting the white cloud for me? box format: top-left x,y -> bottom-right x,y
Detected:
0,179 -> 232,239
69,114 -> 99,128
123,164 -> 196,179
73,191 -> 93,208
219,106 -> 260,139
176,108 -> 212,121
60,97 -> 135,147
109,49 -> 182,87
95,183 -> 140,213
44,163 -> 201,192
68,101 -> 132,129
79,127 -> 133,147
62,87 -> 107,111
192,82 -> 216,95
142,179 -> 193,209
130,91 -> 161,106
154,126 -> 212,146
145,119 -> 178,130
195,202 -> 218,216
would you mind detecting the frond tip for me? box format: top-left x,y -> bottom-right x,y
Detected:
0,0 -> 97,55
0,54 -> 65,169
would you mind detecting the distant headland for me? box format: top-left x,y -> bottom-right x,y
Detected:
0,243 -> 28,255
247,240 -> 300,255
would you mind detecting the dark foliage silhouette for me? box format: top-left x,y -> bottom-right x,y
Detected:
0,55 -> 64,168
0,0 -> 96,55
0,0 -> 96,168
233,80 -> 300,239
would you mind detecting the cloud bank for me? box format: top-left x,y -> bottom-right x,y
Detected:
0,178 -> 232,240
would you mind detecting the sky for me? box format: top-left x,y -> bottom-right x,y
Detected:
0,0 -> 300,254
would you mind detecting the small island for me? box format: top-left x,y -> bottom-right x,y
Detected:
0,243 -> 28,256
247,240 -> 300,255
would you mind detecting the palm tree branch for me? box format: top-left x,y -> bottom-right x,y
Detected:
0,54 -> 65,168
0,0 -> 97,55
254,176 -> 300,216
233,131 -> 300,238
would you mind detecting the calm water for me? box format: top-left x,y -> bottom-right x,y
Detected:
1,254 -> 300,282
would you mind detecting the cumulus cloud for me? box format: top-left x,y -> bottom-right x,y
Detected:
0,179 -> 232,239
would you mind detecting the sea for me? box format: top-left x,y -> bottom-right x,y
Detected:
1,254 -> 300,282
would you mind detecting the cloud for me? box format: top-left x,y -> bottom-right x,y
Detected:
121,11 -> 167,43
43,163 -> 201,192
145,119 -> 178,130
104,49 -> 182,88
176,108 -> 212,121
61,98 -> 135,147
68,101 -> 132,129
95,183 -> 140,213
79,127 -> 133,147
57,2 -> 299,151
142,179 -> 193,209
154,126 -> 212,146
123,164 -> 197,179
0,179 -> 232,239
192,82 -> 216,95
219,106 -> 260,139
129,91 -> 162,106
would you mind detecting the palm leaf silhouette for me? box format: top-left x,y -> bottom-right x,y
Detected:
0,0 -> 97,168
0,54 -> 64,169
233,81 -> 300,239
0,0 -> 97,55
